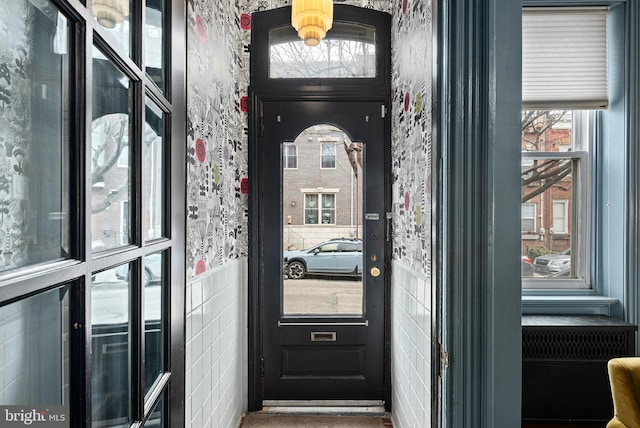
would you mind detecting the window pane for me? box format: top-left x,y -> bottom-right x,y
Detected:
522,110 -> 580,281
553,200 -> 568,234
270,23 -> 376,79
521,203 -> 536,232
0,1 -> 71,271
144,98 -> 165,240
321,194 -> 335,224
321,143 -> 335,168
91,47 -> 132,251
91,265 -> 131,427
283,143 -> 297,169
145,0 -> 166,91
304,194 -> 318,225
0,286 -> 69,405
144,252 -> 164,397
93,0 -> 132,58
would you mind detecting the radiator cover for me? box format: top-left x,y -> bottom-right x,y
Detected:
522,315 -> 637,422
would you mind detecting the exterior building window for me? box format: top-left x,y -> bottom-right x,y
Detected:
321,142 -> 336,168
283,143 -> 297,169
305,193 -> 336,224
522,203 -> 536,232
552,199 -> 569,234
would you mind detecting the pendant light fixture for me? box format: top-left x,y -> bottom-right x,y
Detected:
93,0 -> 129,29
291,0 -> 333,46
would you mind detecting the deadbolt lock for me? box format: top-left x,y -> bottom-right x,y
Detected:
370,267 -> 381,277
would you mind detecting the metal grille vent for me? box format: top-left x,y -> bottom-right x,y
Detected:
523,329 -> 629,360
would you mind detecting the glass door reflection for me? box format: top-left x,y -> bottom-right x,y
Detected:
282,125 -> 364,315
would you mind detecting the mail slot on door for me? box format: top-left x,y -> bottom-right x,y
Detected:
310,332 -> 337,342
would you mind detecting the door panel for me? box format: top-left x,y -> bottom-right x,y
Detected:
260,100 -> 387,400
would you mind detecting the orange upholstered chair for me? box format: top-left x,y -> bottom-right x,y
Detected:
607,357 -> 640,428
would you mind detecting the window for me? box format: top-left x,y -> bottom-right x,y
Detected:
269,22 -> 377,79
0,0 -> 184,426
522,203 -> 536,233
520,6 -> 610,289
283,143 -> 298,169
552,199 -> 569,234
521,110 -> 590,286
304,193 -> 336,225
321,142 -> 336,168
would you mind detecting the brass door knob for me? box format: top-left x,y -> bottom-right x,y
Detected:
370,267 -> 381,277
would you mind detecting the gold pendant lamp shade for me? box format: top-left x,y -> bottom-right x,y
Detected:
93,0 -> 130,29
291,0 -> 333,46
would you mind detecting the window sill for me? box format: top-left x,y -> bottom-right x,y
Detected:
522,295 -> 620,316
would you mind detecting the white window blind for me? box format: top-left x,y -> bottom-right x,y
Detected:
522,8 -> 608,109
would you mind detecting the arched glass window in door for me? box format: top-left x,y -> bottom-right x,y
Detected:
282,124 -> 364,315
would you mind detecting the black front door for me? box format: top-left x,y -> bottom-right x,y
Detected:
259,99 -> 389,401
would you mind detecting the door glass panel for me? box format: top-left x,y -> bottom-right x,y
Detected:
145,0 -> 166,92
0,285 -> 70,405
91,265 -> 131,427
144,252 -> 164,397
91,46 -> 132,252
144,98 -> 165,240
269,23 -> 376,79
282,125 -> 363,315
0,1 -> 71,271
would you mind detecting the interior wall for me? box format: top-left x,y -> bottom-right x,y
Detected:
186,1 -> 247,426
390,1 -> 434,427
186,0 -> 434,426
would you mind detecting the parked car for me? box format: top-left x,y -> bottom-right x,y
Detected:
522,256 -> 534,277
546,265 -> 571,278
533,248 -> 571,275
284,238 -> 363,279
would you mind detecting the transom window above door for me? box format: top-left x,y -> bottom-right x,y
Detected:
269,22 -> 376,79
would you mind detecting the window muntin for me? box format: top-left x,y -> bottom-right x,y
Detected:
283,143 -> 298,169
521,110 -> 591,287
321,142 -> 336,169
0,1 -> 71,272
91,47 -> 132,252
269,22 -> 376,79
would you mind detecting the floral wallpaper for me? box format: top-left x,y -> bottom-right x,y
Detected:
0,3 -> 33,270
186,0 -> 433,278
391,0 -> 433,277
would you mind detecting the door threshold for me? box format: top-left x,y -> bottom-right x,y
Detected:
261,400 -> 386,415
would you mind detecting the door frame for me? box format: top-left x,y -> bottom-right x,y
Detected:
247,6 -> 392,411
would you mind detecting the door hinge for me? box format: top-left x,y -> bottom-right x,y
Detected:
436,341 -> 450,378
381,104 -> 387,118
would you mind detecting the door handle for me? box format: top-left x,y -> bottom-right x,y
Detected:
370,267 -> 381,277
